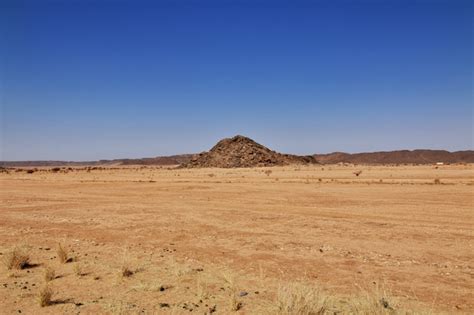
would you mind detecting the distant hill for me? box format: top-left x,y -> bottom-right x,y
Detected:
314,150 -> 474,164
117,154 -> 194,165
181,135 -> 317,168
0,155 -> 193,167
1,140 -> 472,167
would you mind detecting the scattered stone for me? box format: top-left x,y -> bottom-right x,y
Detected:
239,291 -> 248,297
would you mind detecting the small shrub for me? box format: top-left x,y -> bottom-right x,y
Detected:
26,169 -> 35,174
264,170 -> 272,176
196,276 -> 209,300
229,292 -> 242,311
43,266 -> 55,282
434,178 -> 441,185
3,247 -> 30,270
121,265 -> 133,277
38,286 -> 53,307
276,282 -> 328,315
51,167 -> 61,172
73,263 -> 83,276
57,243 -> 69,264
348,284 -> 397,315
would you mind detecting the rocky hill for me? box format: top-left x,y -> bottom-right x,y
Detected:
314,150 -> 474,164
182,135 -> 317,168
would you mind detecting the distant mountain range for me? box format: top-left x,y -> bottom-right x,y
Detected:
313,149 -> 474,164
1,136 -> 473,167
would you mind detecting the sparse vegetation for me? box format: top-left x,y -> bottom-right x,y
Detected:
348,285 -> 398,315
120,252 -> 134,278
229,291 -> 242,311
73,263 -> 83,276
37,286 -> 53,307
353,170 -> 363,177
121,265 -> 134,277
276,282 -> 328,315
2,247 -> 30,270
264,170 -> 272,176
0,165 -> 469,313
43,266 -> 55,282
196,276 -> 209,300
57,243 -> 69,263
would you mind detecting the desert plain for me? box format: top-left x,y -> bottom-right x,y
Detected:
0,164 -> 473,314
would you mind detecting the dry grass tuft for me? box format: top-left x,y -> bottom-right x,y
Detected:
3,247 -> 30,270
43,266 -> 55,282
229,292 -> 242,311
121,265 -> 134,278
221,270 -> 242,311
73,263 -> 83,276
276,282 -> 328,315
196,276 -> 209,300
38,286 -> 53,307
353,170 -> 363,177
348,285 -> 397,315
57,243 -> 69,264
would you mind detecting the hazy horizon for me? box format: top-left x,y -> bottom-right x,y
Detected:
1,0 -> 472,161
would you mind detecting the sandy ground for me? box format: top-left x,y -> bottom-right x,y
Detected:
0,164 -> 473,314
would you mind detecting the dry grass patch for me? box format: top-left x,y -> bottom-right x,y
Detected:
276,282 -> 328,315
57,243 -> 69,264
120,264 -> 134,278
43,266 -> 55,282
2,247 -> 30,270
37,285 -> 53,307
196,276 -> 210,300
221,270 -> 242,311
73,263 -> 84,277
348,284 -> 398,315
228,291 -> 242,311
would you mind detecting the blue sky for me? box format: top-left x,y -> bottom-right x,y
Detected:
1,0 -> 472,161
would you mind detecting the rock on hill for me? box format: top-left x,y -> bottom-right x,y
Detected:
182,135 -> 318,168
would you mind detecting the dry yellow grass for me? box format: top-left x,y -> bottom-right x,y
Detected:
276,282 -> 328,315
120,265 -> 133,278
37,286 -> 53,307
57,243 -> 69,264
73,263 -> 83,277
2,247 -> 30,270
43,266 -> 55,282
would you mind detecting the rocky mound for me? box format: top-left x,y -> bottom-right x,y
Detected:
182,135 -> 317,168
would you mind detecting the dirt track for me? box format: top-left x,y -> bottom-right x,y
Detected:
0,164 -> 473,314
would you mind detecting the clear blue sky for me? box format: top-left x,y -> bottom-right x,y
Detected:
1,0 -> 472,161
